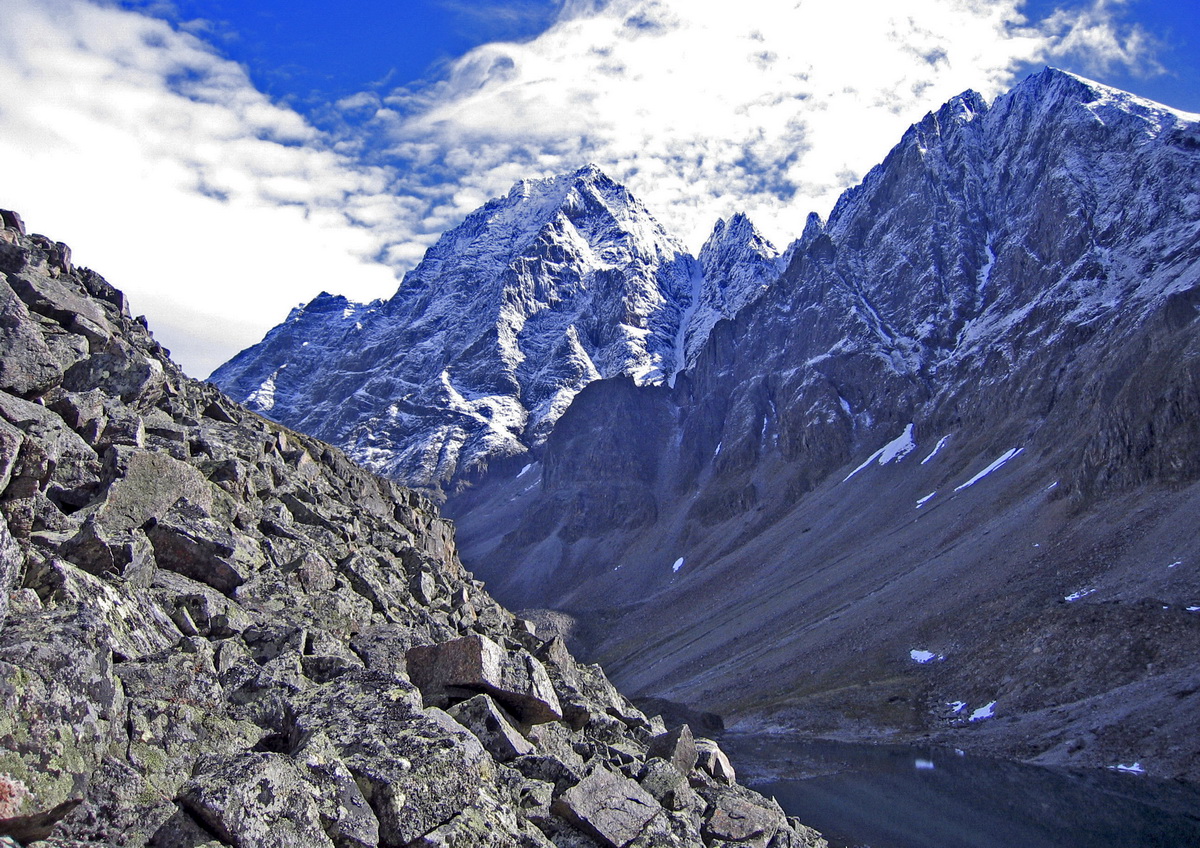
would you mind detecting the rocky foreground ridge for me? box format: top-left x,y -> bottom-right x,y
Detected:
0,215 -> 824,847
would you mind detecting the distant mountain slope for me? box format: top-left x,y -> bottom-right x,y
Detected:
213,166 -> 779,495
447,69 -> 1200,779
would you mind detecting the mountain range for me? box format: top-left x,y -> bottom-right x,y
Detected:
213,68 -> 1200,780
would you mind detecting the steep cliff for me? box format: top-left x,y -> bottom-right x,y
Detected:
0,218 -> 822,847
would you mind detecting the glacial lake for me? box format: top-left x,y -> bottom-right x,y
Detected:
721,735 -> 1200,848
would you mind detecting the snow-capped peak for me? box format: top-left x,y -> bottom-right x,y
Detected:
680,212 -> 782,367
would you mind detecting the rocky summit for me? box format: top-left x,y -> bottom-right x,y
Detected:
0,219 -> 825,846
211,165 -> 778,497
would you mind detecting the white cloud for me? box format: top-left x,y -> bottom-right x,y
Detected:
0,0 -> 409,377
0,0 -> 1167,378
381,0 -> 1166,253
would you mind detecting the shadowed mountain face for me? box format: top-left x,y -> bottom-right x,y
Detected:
214,69 -> 1200,779
445,70 -> 1200,779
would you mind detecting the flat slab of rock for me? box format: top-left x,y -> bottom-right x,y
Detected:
407,634 -> 562,724
701,790 -> 781,848
552,768 -> 661,848
92,450 -> 212,533
180,752 -> 334,848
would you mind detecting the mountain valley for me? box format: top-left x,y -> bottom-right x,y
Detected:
204,66 -> 1200,791
213,68 -> 1200,784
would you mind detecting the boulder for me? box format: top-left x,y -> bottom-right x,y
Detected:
180,752 -> 334,848
0,210 -> 25,235
294,733 -> 379,848
0,607 -> 123,825
90,450 -> 212,533
62,342 -> 167,406
6,271 -> 107,336
551,768 -> 663,848
0,391 -> 102,509
145,499 -> 256,594
59,518 -> 156,587
290,670 -> 492,847
695,739 -> 736,785
0,518 -> 21,632
407,634 -> 562,724
0,279 -> 63,396
448,693 -> 535,762
646,724 -> 697,777
699,789 -> 781,848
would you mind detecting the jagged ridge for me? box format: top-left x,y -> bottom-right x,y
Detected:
446,69 -> 1200,780
212,166 -> 777,496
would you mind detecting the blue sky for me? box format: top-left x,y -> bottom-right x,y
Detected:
1,0 -> 1196,376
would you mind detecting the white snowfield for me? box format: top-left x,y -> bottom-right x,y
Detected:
843,424 -> 916,481
953,448 -> 1024,492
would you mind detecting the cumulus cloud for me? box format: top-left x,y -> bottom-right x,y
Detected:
380,0 -> 1167,252
0,0 -> 410,377
0,0 -> 1168,376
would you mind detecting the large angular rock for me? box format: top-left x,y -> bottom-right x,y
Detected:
59,518 -> 156,587
7,270 -> 110,338
448,693 -> 536,762
695,739 -> 736,785
407,634 -> 562,724
180,752 -> 334,848
646,724 -> 697,777
0,391 -> 102,511
699,789 -> 782,848
290,670 -> 492,847
551,768 -> 663,848
0,517 -> 20,632
90,450 -> 212,534
0,608 -> 123,823
145,498 -> 257,594
0,279 -> 63,396
294,733 -> 380,848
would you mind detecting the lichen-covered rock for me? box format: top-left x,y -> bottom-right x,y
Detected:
290,670 -> 492,846
552,768 -> 662,848
0,607 -> 123,820
406,633 -> 562,724
0,221 -> 820,847
180,752 -> 333,848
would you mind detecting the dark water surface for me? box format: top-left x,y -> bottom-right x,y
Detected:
722,734 -> 1200,848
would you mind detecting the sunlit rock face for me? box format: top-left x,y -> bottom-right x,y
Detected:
214,165 -> 776,497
